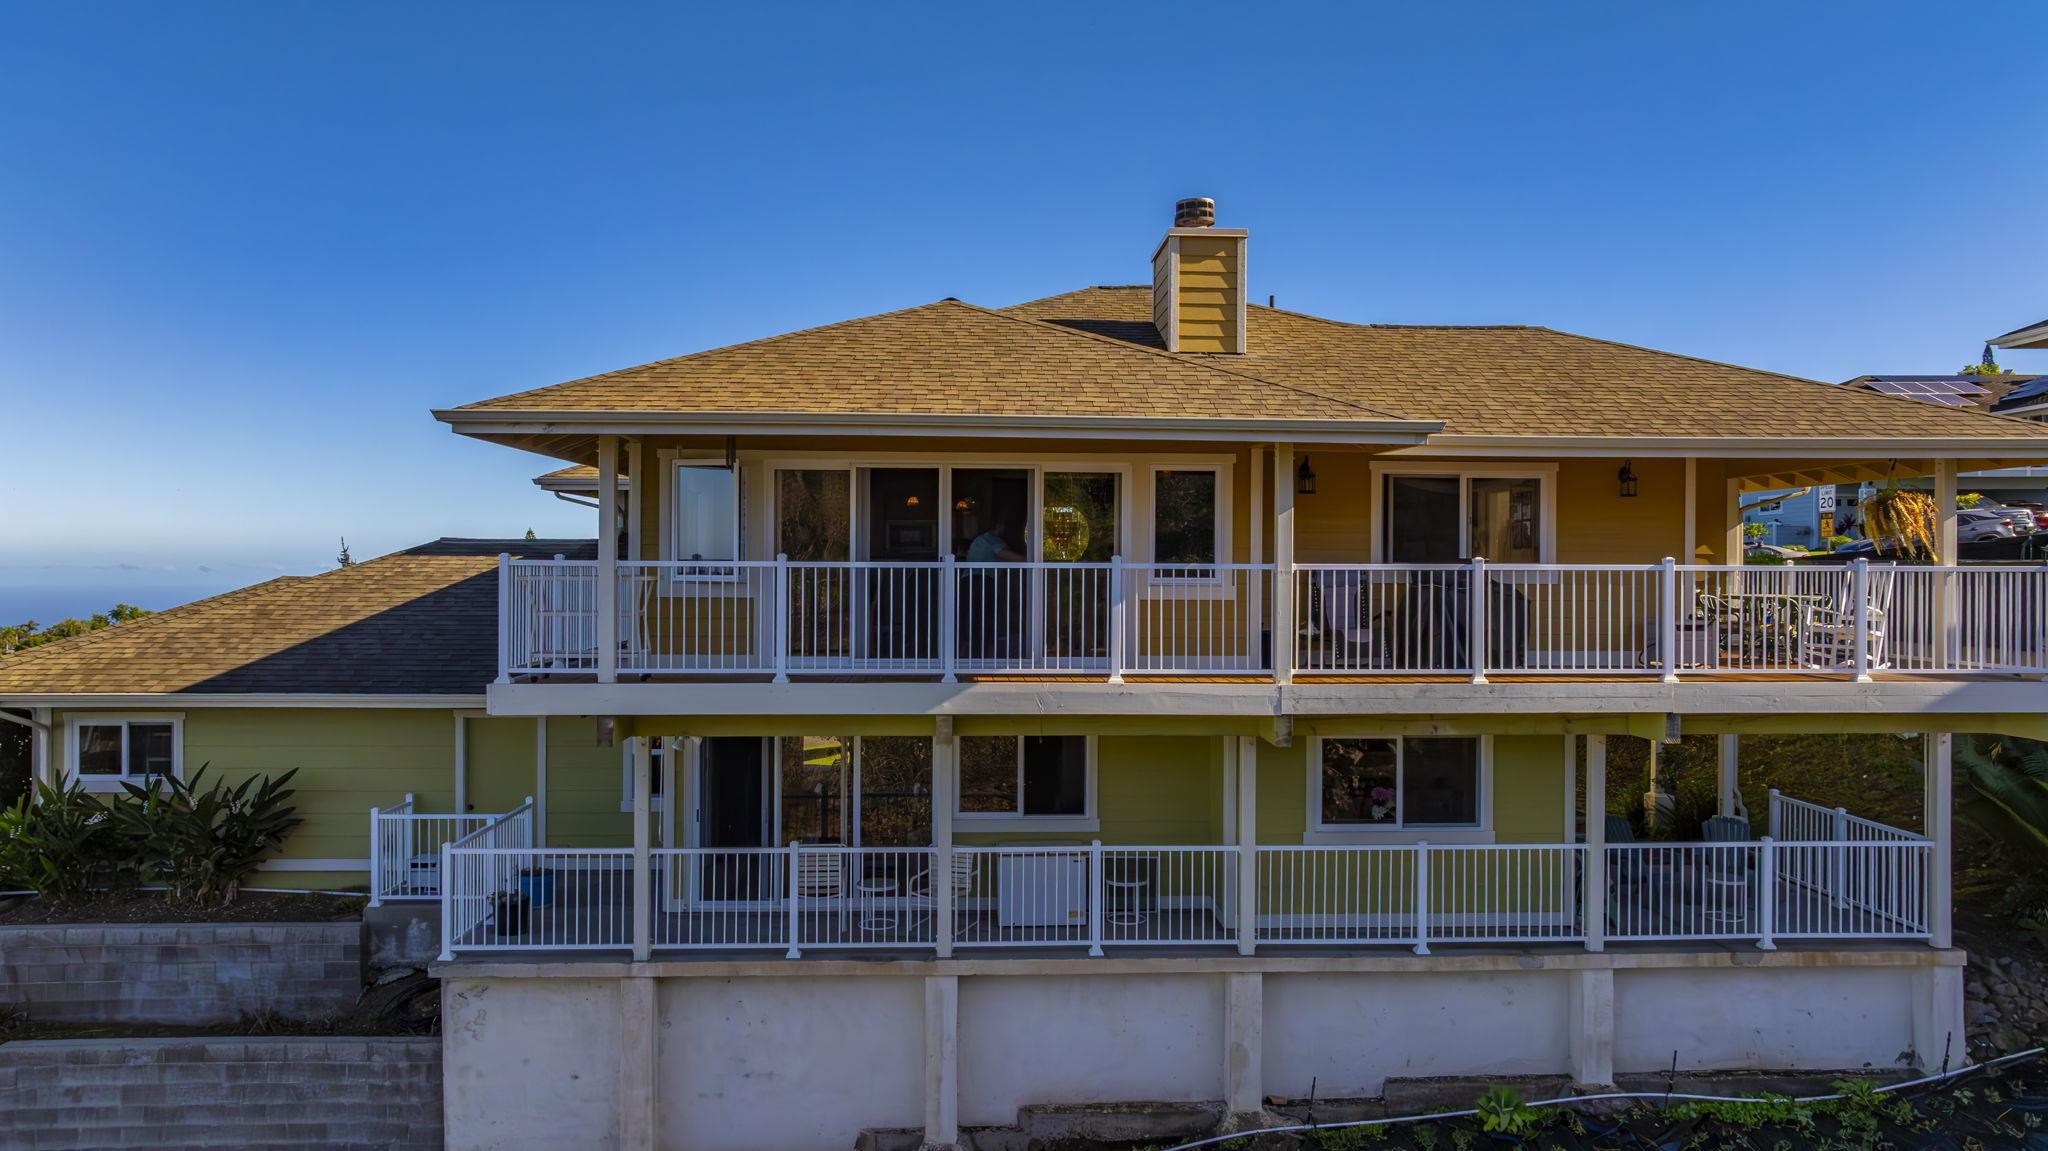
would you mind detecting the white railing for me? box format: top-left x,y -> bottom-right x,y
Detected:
506,554 -> 2048,682
1769,790 -> 1925,845
368,797 -> 504,905
439,831 -> 1932,957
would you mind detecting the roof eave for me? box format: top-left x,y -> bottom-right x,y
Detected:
435,409 -> 1445,446
1393,434 -> 2048,458
1990,321 -> 2048,350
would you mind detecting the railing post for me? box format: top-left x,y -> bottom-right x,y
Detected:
1273,562 -> 1292,685
1413,842 -> 1431,955
1583,737 -> 1607,952
1756,838 -> 1777,951
1087,840 -> 1106,957
436,843 -> 454,961
1107,557 -> 1127,684
1831,807 -> 1850,908
785,840 -> 803,960
773,553 -> 792,684
1767,788 -> 1781,838
496,553 -> 512,683
1659,557 -> 1680,684
367,807 -> 383,907
1467,560 -> 1488,684
1851,558 -> 1872,681
939,554 -> 958,684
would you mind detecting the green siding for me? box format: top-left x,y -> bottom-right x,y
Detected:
546,716 -> 630,848
954,735 -> 1222,846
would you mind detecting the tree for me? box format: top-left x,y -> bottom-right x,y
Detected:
1960,344 -> 2014,376
524,528 -> 538,541
0,605 -> 154,655
337,538 -> 354,567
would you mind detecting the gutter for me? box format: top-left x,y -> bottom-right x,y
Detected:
433,408 -> 1445,445
0,693 -> 487,710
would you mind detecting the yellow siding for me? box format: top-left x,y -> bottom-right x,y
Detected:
466,716 -> 536,814
546,716 -> 631,848
1555,457 -> 1688,563
954,735 -> 1222,847
1174,236 -> 1241,354
1255,733 -> 1566,844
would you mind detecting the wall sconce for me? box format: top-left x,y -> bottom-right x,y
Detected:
1617,460 -> 1638,499
1296,455 -> 1317,496
905,494 -> 921,507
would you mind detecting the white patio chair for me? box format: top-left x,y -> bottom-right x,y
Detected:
794,849 -> 848,938
1800,566 -> 1896,669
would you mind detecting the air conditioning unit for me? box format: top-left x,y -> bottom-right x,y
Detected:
996,852 -> 1089,928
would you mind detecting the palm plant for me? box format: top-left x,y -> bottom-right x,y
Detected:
1954,736 -> 2048,861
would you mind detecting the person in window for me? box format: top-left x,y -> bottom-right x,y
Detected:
965,520 -> 1026,658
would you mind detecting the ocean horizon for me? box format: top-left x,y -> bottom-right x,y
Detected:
0,583 -> 240,628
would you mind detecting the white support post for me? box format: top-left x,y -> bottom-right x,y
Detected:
1087,840 -> 1106,957
923,975 -> 960,1149
619,975 -> 656,1151
1568,969 -> 1615,1088
1273,444 -> 1295,686
785,839 -> 803,959
1659,557 -> 1680,684
1757,836 -> 1777,950
1851,557 -> 1872,681
597,434 -> 620,684
773,553 -> 792,684
1107,556 -> 1127,684
496,552 -> 512,683
1248,445 -> 1266,674
1720,735 -> 1742,819
625,438 -> 644,561
453,713 -> 468,814
1563,735 -> 1580,924
31,708 -> 51,788
437,842 -> 454,961
534,716 -> 549,847
1831,806 -> 1850,908
631,736 -> 652,962
1412,842 -> 1431,955
1236,736 -> 1258,956
1469,557 -> 1489,683
1935,460 -> 1959,667
933,725 -> 957,958
367,807 -> 382,908
1584,735 -> 1607,952
939,554 -> 958,684
1925,732 -> 1953,949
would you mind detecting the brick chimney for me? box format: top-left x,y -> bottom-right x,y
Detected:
1152,197 -> 1248,354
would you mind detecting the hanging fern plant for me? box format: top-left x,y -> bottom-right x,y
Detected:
1862,479 -> 1939,561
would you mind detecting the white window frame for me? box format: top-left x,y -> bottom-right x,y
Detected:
64,713 -> 183,791
1304,734 -> 1493,845
618,739 -> 671,813
955,734 -> 1099,833
658,452 -> 744,585
1143,462 -> 1234,593
1367,461 -> 1557,563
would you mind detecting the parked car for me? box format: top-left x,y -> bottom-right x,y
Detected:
1959,508 -> 2016,541
1965,498 -> 2036,534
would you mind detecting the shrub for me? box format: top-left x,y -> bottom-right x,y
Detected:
0,779 -> 126,903
113,765 -> 302,906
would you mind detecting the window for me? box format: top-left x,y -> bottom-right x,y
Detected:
1377,469 -> 1548,563
67,715 -> 179,788
1152,468 -> 1220,565
1313,736 -> 1482,831
958,735 -> 1092,822
617,738 -> 671,812
673,464 -> 739,575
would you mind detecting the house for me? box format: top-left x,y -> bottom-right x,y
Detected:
11,199 -> 2048,1151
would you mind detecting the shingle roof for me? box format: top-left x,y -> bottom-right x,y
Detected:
450,298 -> 1412,425
1990,317 -> 2048,350
0,539 -> 595,696
1005,287 -> 2048,440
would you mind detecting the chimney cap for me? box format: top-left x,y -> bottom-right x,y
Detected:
1174,197 -> 1216,228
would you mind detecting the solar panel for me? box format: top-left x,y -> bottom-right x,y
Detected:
1859,377 -> 1991,407
1996,375 -> 2048,409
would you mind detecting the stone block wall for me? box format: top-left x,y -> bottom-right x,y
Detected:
0,1037 -> 442,1150
0,922 -> 362,1024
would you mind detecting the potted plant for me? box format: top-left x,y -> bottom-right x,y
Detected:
517,864 -> 556,909
491,888 -> 531,938
1862,480 -> 1939,561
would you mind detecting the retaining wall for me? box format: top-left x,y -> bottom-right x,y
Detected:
0,1036 -> 442,1150
0,921 -> 362,1024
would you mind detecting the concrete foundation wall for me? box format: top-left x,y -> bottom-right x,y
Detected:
1614,965 -> 1917,1074
0,922 -> 361,1024
1264,970 -> 1572,1099
0,1036 -> 441,1150
439,950 -> 1960,1151
959,972 -> 1225,1126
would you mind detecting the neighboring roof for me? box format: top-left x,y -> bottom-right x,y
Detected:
1990,317 -> 2048,350
0,539 -> 595,697
1993,375 -> 2048,415
534,465 -> 624,493
443,298 -> 1424,436
1841,373 -> 2044,413
1004,287 -> 2048,442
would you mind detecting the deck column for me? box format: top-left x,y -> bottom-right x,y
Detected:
1568,968 -> 1615,1088
1935,460 -> 1959,666
1236,736 -> 1258,956
597,433 -> 620,684
631,736 -> 653,962
1912,965 -> 1966,1074
1583,735 -> 1607,952
1224,971 -> 1263,1119
923,975 -> 960,1149
534,716 -> 549,846
1272,444 -> 1295,686
934,721 -> 957,957
619,974 -> 657,1151
1924,732 -> 1953,949
1717,733 -> 1740,818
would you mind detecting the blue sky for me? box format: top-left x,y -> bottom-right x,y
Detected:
2,2 -> 2045,621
